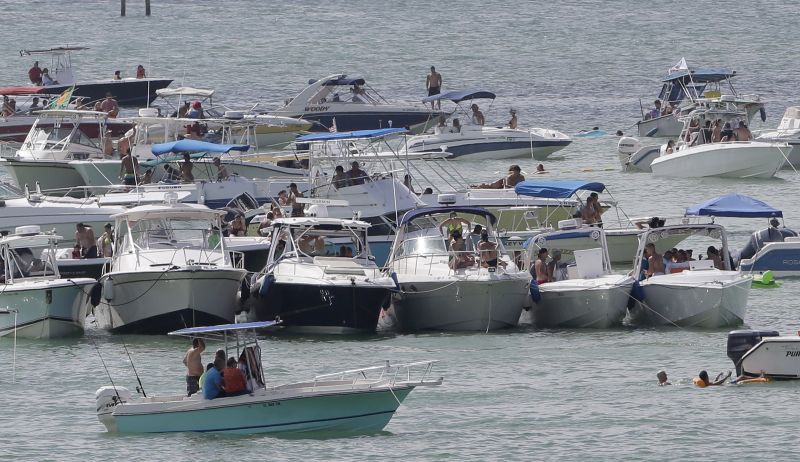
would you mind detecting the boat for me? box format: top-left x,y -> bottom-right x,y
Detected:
756,106 -> 800,168
635,59 -> 765,138
0,225 -> 96,338
628,223 -> 752,328
405,89 -> 571,160
523,224 -> 636,328
270,74 -> 444,133
95,321 -> 442,434
727,329 -> 799,379
93,200 -> 248,334
250,217 -> 394,334
386,206 -> 531,332
17,47 -> 171,106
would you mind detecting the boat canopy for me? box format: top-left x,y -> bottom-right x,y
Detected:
514,180 -> 606,199
422,89 -> 496,103
0,233 -> 61,249
0,86 -> 47,95
152,140 -> 250,156
322,77 -> 366,86
662,68 -> 736,83
685,193 -> 783,218
34,109 -> 108,119
155,87 -> 215,98
400,206 -> 497,226
20,46 -> 89,56
168,320 -> 281,337
296,128 -> 406,142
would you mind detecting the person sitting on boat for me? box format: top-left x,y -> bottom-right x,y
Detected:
547,249 -> 564,281
450,118 -> 462,134
533,248 -> 549,284
75,223 -> 98,259
177,153 -> 194,183
203,357 -> 226,400
403,174 -> 416,194
684,118 -> 700,142
473,165 -> 525,189
136,65 -> 146,79
647,100 -> 662,120
470,104 -> 485,126
448,229 -> 474,270
41,68 -> 58,86
223,357 -> 248,397
212,157 -> 229,181
27,97 -> 42,113
720,122 -> 735,142
99,93 -> 119,118
711,119 -> 723,143
705,246 -> 724,270
735,121 -> 753,141
664,140 -> 675,155
645,243 -> 664,277
657,370 -> 671,386
229,215 -> 247,237
28,61 -> 43,85
186,101 -> 204,119
113,70 -> 122,81
331,165 -> 349,189
440,211 -> 471,237
580,196 -> 601,225
183,338 -> 206,397
478,231 -> 501,268
693,370 -> 731,388
508,109 -> 518,129
1,96 -> 14,117
346,161 -> 369,186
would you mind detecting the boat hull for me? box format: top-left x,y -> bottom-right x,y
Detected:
0,279 -> 95,338
650,142 -> 787,179
529,277 -> 634,328
408,138 -> 571,161
39,79 -> 173,106
740,338 -> 800,379
739,241 -> 800,276
637,115 -> 683,138
0,158 -> 85,190
278,110 -> 442,134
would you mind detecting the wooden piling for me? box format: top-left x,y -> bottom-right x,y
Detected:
121,0 -> 126,16
145,0 -> 151,16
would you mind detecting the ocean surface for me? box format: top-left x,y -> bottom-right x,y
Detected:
2,0 -> 800,460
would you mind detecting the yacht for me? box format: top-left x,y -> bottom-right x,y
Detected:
250,217 -> 394,333
756,106 -> 800,169
386,206 -> 531,332
0,226 -> 95,338
94,200 -> 248,334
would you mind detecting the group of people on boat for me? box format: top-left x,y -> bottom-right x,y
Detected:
641,243 -> 728,278
440,213 -> 502,270
532,248 -> 566,285
183,338 -> 262,399
27,61 -> 147,86
72,222 -> 114,259
663,118 -> 753,154
644,99 -> 679,120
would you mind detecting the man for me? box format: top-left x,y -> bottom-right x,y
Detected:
213,157 -> 229,181
28,61 -> 42,85
735,121 -> 752,141
534,248 -> 549,284
258,211 -> 275,236
288,183 -> 304,217
75,223 -> 98,258
426,66 -> 442,110
180,153 -> 194,183
100,93 -> 119,118
508,109 -> 518,129
119,150 -> 139,186
649,100 -> 662,119
694,370 -> 731,388
331,165 -> 349,189
581,196 -> 600,224
203,357 -> 226,400
645,243 -> 664,277
657,370 -> 671,386
707,246 -> 724,270
478,231 -> 500,268
177,101 -> 190,118
97,223 -> 114,258
474,165 -> 525,189
471,104 -> 485,126
223,357 -> 247,396
29,97 -> 41,113
112,70 -> 122,80
590,192 -> 603,224
183,338 -> 205,396
347,161 -> 368,186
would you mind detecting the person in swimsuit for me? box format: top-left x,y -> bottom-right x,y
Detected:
470,104 -> 485,126
694,370 -> 731,388
657,370 -> 671,386
477,231 -> 500,268
534,248 -> 549,284
645,243 -> 664,277
449,230 -> 473,270
426,66 -> 442,110
440,212 -> 471,237
119,150 -> 139,186
508,109 -> 518,129
183,338 -> 205,396
288,183 -> 305,217
180,153 -> 194,183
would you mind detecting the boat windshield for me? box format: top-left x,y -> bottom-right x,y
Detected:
0,181 -> 22,200
1,244 -> 57,283
128,217 -> 221,251
526,229 -> 608,279
272,224 -> 369,260
23,120 -> 100,153
396,235 -> 449,257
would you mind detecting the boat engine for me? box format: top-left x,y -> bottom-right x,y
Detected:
727,330 -> 779,375
95,386 -> 132,432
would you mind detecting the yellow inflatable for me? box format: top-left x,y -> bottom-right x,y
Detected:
736,377 -> 772,385
693,377 -> 708,388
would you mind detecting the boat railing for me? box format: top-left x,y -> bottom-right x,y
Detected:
0,141 -> 18,159
394,248 -> 517,277
311,360 -> 440,390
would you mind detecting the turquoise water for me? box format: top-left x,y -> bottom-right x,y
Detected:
2,0 -> 800,459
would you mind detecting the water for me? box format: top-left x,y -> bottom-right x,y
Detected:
2,0 -> 800,459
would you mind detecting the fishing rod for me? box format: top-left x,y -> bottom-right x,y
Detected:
120,337 -> 147,397
88,334 -> 122,403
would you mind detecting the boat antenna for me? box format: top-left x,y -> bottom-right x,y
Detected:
120,337 -> 147,397
88,334 -> 122,402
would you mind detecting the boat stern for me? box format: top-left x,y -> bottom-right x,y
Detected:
95,386 -> 132,433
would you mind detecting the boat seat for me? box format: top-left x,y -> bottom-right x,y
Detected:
313,256 -> 367,276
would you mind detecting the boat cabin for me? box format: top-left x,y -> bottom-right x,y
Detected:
0,226 -> 62,284
16,109 -> 108,160
267,217 -> 373,263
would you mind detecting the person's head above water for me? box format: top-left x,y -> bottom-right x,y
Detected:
699,370 -> 709,382
657,370 -> 668,383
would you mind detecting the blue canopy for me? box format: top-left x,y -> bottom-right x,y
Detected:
514,180 -> 606,199
400,206 -> 497,226
422,89 -> 496,103
152,140 -> 250,156
168,320 -> 280,336
685,193 -> 783,218
296,128 -> 407,142
662,67 -> 736,83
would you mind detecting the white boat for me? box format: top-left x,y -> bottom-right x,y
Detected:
250,217 -> 394,334
96,321 -> 442,434
727,329 -> 800,379
270,74 -> 444,134
756,106 -> 800,169
94,200 -> 248,334
387,206 -> 531,332
405,90 -> 571,160
0,225 -> 95,338
629,224 -> 751,328
523,224 -> 635,328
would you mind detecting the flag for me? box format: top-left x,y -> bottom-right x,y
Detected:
48,86 -> 74,109
329,117 -> 337,132
668,57 -> 688,73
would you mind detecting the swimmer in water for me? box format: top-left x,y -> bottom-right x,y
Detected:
693,370 -> 731,387
657,370 -> 671,386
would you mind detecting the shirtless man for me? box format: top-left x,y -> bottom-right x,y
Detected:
645,243 -> 664,277
581,196 -> 600,224
471,104 -> 485,126
734,121 -> 752,141
180,153 -> 194,183
119,150 -> 139,186
508,109 -> 518,129
213,157 -> 229,181
288,183 -> 304,217
100,93 -> 119,118
183,338 -> 205,396
426,66 -> 442,110
534,248 -> 549,284
477,231 -> 500,268
449,230 -> 473,270
474,165 -> 525,189
75,223 -> 98,258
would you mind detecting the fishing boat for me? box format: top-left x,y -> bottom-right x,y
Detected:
756,106 -> 800,168
727,329 -> 800,379
93,200 -> 248,334
386,206 -> 531,332
95,321 -> 442,434
405,89 -> 571,160
523,225 -> 636,328
250,217 -> 394,333
0,225 -> 95,338
629,223 -> 751,328
270,74 -> 444,133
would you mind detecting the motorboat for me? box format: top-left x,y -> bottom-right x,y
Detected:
756,106 -> 800,169
405,90 -> 571,160
250,217 -> 394,334
17,46 -> 171,106
96,321 -> 442,434
628,223 -> 751,328
270,74 -> 444,133
386,206 -> 531,332
0,225 -> 95,338
635,59 -> 765,138
523,224 -> 636,328
93,200 -> 248,334
726,329 -> 800,379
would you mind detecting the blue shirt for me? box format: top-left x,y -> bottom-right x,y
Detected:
203,367 -> 223,400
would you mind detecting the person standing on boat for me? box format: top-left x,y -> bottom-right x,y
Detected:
347,161 -> 369,186
100,93 -> 119,118
288,183 -> 305,217
533,248 -> 549,284
508,109 -> 518,129
136,65 -> 146,79
97,223 -> 114,258
28,61 -> 42,85
184,338 -> 206,396
213,157 -> 229,181
426,66 -> 442,110
470,104 -> 485,126
75,223 -> 98,258
120,150 -> 139,186
180,153 -> 195,183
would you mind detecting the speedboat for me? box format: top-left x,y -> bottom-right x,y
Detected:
94,200 -> 248,334
95,321 -> 442,434
523,224 -> 636,328
756,106 -> 800,169
387,206 -> 531,332
727,329 -> 800,379
405,90 -> 571,160
0,225 -> 95,338
270,74 -> 444,133
628,223 -> 751,328
635,59 -> 764,138
250,217 -> 394,334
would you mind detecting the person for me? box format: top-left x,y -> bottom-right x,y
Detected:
183,338 -> 205,396
448,229 -> 473,270
426,66 -> 442,110
163,164 -> 181,182
535,163 -> 546,174
615,130 -> 624,136
288,183 -> 304,217
141,168 -> 154,185
581,196 -> 601,225
223,357 -> 247,396
470,104 -> 485,126
112,70 -> 122,80
177,101 -> 191,118
97,223 -> 114,258
41,68 -> 58,86
589,192 -> 603,221
347,161 -> 368,186
422,187 -> 434,195
213,157 -> 229,181
100,93 -> 119,118
735,121 -> 753,141
508,109 -> 518,129
71,244 -> 81,259
203,357 -> 226,399
547,249 -> 563,281
645,243 -> 664,277
229,215 -> 246,237
28,61 -> 42,85
706,246 -> 724,270
477,231 -> 500,268
720,122 -> 735,142
277,189 -> 289,207
180,153 -> 194,183
331,165 -> 349,189
534,248 -> 549,284
693,370 -> 731,387
665,139 -> 675,155
440,211 -> 471,237
403,174 -> 415,193
136,65 -> 146,79
119,150 -> 139,186
474,164 -> 525,189
648,100 -> 662,119
186,101 -> 204,119
451,118 -> 462,134
657,370 -> 671,386
258,211 -> 274,236
684,118 -> 700,142
711,119 -> 722,143
29,97 -> 41,113
1,97 -> 14,117
75,223 -> 98,258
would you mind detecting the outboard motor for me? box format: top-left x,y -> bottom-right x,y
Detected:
727,330 -> 779,375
